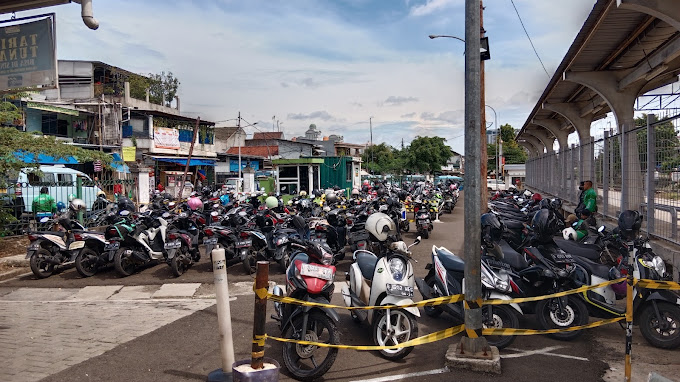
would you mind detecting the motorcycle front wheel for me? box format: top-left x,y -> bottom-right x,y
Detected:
373,309 -> 418,360
282,312 -> 339,381
113,247 -> 137,277
423,275 -> 443,318
483,305 -> 520,349
639,302 -> 680,349
30,248 -> 55,279
75,247 -> 100,277
535,295 -> 588,340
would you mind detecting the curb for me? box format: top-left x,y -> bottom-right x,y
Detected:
0,255 -> 29,267
0,267 -> 30,282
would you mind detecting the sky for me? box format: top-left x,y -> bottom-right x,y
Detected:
20,0 -> 599,154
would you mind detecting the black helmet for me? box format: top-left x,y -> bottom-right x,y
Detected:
117,197 -> 135,212
398,190 -> 408,201
376,188 -> 385,197
481,213 -> 504,247
313,189 -> 322,198
361,185 -> 369,193
618,210 -> 642,240
539,199 -> 551,209
551,198 -> 562,210
386,197 -> 399,208
531,208 -> 558,243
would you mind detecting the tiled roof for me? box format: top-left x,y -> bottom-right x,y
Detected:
252,132 -> 284,140
225,146 -> 278,157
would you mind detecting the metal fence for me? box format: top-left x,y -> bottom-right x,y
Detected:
0,177 -> 136,236
526,115 -> 680,245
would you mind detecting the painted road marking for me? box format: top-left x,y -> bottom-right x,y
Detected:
350,367 -> 449,382
502,346 -> 589,361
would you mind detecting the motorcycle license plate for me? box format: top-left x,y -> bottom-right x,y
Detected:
418,219 -> 430,224
311,237 -> 326,243
552,252 -> 574,264
300,263 -> 334,281
104,242 -> 120,251
69,241 -> 85,250
28,244 -> 40,250
165,241 -> 182,249
203,238 -> 218,245
386,284 -> 414,298
235,239 -> 252,248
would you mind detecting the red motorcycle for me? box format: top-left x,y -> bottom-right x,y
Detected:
272,238 -> 339,381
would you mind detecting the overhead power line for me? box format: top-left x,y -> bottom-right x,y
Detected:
509,0 -> 551,79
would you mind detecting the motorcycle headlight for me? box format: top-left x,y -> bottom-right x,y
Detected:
389,258 -> 406,281
481,272 -> 494,289
495,278 -> 510,293
651,255 -> 667,278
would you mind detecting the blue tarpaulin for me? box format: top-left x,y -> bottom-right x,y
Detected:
15,151 -> 79,164
110,153 -> 130,173
152,156 -> 216,166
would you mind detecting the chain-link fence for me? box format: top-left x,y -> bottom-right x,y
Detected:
526,114 -> 680,245
0,176 -> 136,237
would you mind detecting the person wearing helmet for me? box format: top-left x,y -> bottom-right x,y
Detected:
187,194 -> 204,211
92,191 -> 109,211
32,186 -> 56,217
580,180 -> 597,225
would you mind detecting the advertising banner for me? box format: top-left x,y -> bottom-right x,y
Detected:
122,146 -> 137,162
154,127 -> 180,149
230,159 -> 259,172
0,17 -> 56,92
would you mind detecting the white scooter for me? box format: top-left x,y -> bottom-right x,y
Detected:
112,210 -> 172,277
341,212 -> 422,360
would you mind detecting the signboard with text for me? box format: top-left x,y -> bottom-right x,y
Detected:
0,17 -> 56,92
153,127 -> 180,149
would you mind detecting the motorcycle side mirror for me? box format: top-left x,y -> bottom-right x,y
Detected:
414,236 -> 421,245
272,285 -> 284,317
120,210 -> 130,216
598,225 -> 605,233
39,217 -> 49,223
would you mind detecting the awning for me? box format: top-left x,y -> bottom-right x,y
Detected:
151,156 -> 216,166
110,153 -> 130,173
15,151 -> 79,164
27,101 -> 80,116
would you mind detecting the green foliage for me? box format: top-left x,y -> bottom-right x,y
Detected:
0,101 -> 22,125
500,123 -> 516,143
148,71 -> 180,107
504,141 -> 528,164
128,74 -> 150,100
0,127 -> 115,177
362,143 -> 396,175
403,136 -> 452,174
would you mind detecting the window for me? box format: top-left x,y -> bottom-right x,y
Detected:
178,129 -> 193,142
279,166 -> 297,179
57,174 -> 73,184
28,172 -> 55,185
41,113 -> 67,136
346,161 -> 352,182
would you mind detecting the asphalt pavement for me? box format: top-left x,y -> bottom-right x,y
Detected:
2,198 -> 679,381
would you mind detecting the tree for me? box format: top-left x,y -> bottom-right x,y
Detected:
362,143 -> 396,175
148,71 -> 180,107
128,74 -> 150,100
0,127 -> 115,182
403,136 -> 452,174
500,123 -> 516,143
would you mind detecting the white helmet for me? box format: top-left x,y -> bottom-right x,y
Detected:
70,198 -> 86,211
365,212 -> 396,242
523,190 -> 532,198
352,188 -> 360,196
562,227 -> 577,241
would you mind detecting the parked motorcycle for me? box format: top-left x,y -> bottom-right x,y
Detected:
26,213 -> 84,279
110,210 -> 171,277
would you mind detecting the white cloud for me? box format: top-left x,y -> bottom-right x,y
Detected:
384,96 -> 419,106
409,0 -> 458,17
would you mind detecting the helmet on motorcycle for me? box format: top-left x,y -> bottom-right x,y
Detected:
481,213 -> 504,247
531,208 -> 558,243
365,212 -> 396,242
539,199 -> 551,209
265,196 -> 278,209
551,198 -> 563,210
376,188 -> 385,197
187,195 -> 204,211
609,266 -> 627,296
386,197 -> 399,208
56,201 -> 66,212
326,192 -> 337,204
523,190 -> 532,198
361,185 -> 369,193
352,188 -> 360,196
70,198 -> 86,211
532,193 -> 542,202
117,197 -> 135,212
398,190 -> 408,201
68,193 -> 76,202
313,189 -> 323,198
562,227 -> 578,241
97,190 -> 106,198
299,190 -> 307,197
617,210 -> 642,240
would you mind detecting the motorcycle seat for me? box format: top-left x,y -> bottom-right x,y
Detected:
499,240 -> 529,270
435,247 -> 465,272
355,250 -> 378,280
554,238 -> 600,262
572,255 -> 611,280
278,228 -> 299,235
503,220 -> 525,230
31,231 -> 66,237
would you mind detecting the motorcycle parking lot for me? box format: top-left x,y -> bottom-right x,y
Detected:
2,202 -> 679,381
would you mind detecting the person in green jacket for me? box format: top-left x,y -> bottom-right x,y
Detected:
32,187 -> 56,217
581,180 -> 597,225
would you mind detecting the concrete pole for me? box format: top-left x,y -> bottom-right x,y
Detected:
647,114 -> 655,234
603,131 -> 610,217
571,144 -> 577,204
480,1 -> 488,205
207,246 -> 235,382
460,0 -> 488,355
621,127 -> 628,213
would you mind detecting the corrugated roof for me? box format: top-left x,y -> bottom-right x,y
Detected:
225,146 -> 278,157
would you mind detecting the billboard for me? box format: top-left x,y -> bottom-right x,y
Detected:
230,159 -> 260,172
0,17 -> 56,92
153,127 -> 180,149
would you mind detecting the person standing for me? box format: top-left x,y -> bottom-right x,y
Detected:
32,187 -> 56,217
581,180 -> 598,225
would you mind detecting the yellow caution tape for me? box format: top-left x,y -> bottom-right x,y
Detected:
253,287 -> 268,300
636,279 -> 680,290
482,278 -> 627,305
482,317 -> 624,336
266,324 -> 465,350
267,292 -> 465,310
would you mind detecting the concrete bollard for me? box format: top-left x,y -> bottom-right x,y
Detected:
207,245 -> 236,382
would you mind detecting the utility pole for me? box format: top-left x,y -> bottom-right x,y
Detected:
480,0 -> 488,206
460,0 -> 489,358
179,117 -> 200,199
238,112 -> 242,194
369,117 -> 373,173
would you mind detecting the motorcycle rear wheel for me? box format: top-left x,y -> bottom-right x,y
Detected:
423,275 -> 443,318
30,248 -> 55,279
373,309 -> 418,360
535,295 -> 588,340
170,246 -> 191,277
75,247 -> 100,277
483,305 -> 520,349
113,248 -> 137,277
639,302 -> 680,349
421,229 -> 429,239
242,249 -> 258,275
282,312 -> 339,381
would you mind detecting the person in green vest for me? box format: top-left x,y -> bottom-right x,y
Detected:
580,180 -> 597,225
32,187 -> 56,218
